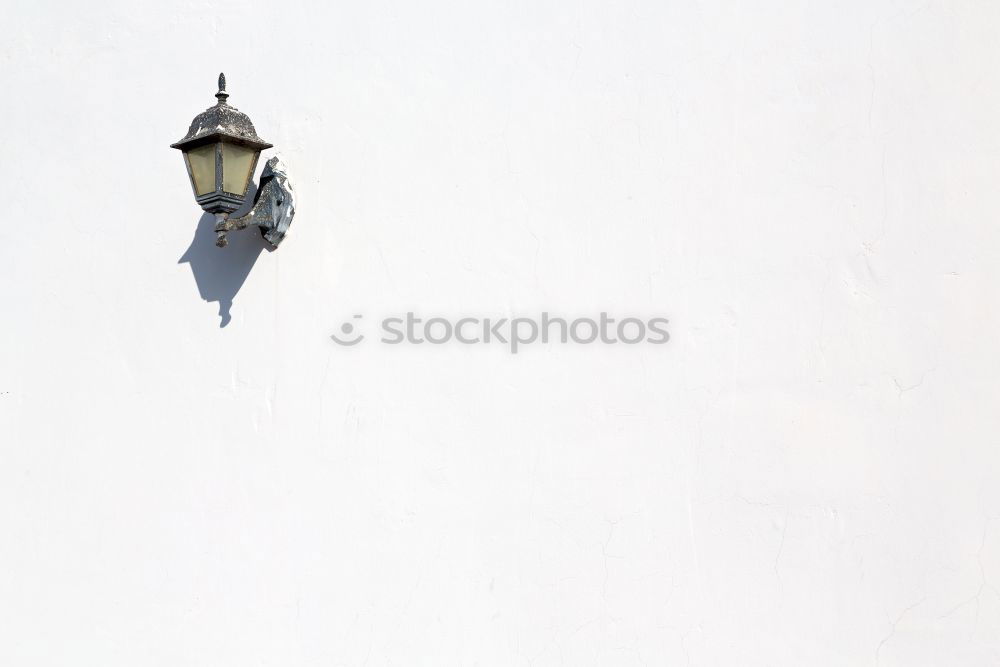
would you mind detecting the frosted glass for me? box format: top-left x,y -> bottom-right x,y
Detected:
223,143 -> 257,195
184,144 -> 217,196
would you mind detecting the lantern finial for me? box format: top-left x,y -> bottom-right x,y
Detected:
215,73 -> 229,105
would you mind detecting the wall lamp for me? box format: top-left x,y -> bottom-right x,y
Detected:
171,73 -> 295,248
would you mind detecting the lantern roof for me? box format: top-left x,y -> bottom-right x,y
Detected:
170,73 -> 273,152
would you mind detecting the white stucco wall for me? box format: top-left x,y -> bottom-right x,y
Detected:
2,1 -> 1000,665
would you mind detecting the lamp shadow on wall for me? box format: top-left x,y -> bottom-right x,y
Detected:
178,184 -> 271,328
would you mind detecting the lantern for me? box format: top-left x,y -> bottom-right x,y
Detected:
171,73 -> 273,216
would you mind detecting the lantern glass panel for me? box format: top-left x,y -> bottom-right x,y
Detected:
185,144 -> 217,196
222,143 -> 258,195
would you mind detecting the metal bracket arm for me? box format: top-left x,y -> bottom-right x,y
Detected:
214,157 -> 296,248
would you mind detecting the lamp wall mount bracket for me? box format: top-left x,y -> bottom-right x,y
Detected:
214,156 -> 296,248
